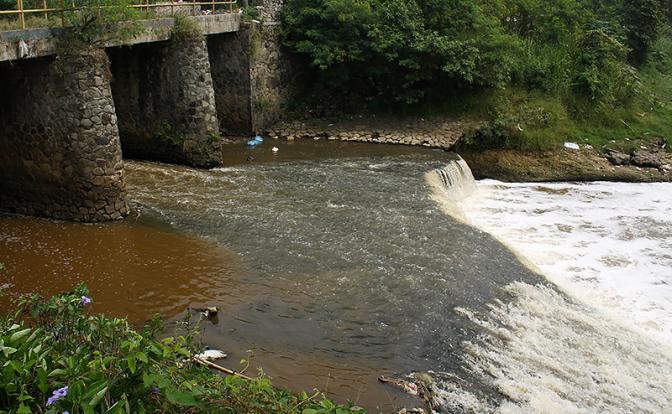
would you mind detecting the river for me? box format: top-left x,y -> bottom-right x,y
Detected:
1,140 -> 671,412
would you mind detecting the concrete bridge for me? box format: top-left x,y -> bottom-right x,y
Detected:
0,5 -> 290,221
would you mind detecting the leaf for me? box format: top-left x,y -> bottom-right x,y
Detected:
48,368 -> 66,377
16,404 -> 31,414
104,401 -> 125,414
81,403 -> 95,414
83,379 -> 108,401
89,386 -> 109,407
1,347 -> 17,357
126,355 -> 136,374
165,388 -> 199,407
37,368 -> 48,393
9,328 -> 31,343
135,352 -> 148,363
302,409 -> 318,414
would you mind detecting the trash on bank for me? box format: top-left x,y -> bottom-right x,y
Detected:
564,142 -> 580,150
195,349 -> 227,361
272,146 -> 279,153
380,371 -> 481,414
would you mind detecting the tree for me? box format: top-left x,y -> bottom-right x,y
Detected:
623,0 -> 662,65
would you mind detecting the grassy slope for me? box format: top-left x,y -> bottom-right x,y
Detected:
490,33 -> 672,153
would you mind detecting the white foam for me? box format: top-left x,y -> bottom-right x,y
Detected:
426,168 -> 672,412
459,180 -> 672,343
457,282 -> 672,413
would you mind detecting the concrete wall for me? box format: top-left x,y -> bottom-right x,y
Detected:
109,35 -> 222,167
0,50 -> 129,221
208,22 -> 292,135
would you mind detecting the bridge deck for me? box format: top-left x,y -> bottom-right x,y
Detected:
0,13 -> 240,62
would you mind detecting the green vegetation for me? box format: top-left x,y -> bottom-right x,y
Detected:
60,0 -> 143,49
0,285 -> 365,413
281,0 -> 672,151
171,12 -> 202,41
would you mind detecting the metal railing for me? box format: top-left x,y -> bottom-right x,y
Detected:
0,0 -> 238,30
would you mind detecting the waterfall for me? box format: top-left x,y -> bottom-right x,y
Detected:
428,155 -> 477,201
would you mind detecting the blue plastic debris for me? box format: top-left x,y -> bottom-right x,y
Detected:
254,135 -> 264,142
247,140 -> 259,147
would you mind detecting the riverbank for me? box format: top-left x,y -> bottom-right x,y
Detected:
248,115 -> 672,183
256,116 -> 479,150
462,146 -> 672,182
0,285 -> 366,414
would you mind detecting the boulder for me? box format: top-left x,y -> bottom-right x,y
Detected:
604,149 -> 631,166
631,150 -> 662,168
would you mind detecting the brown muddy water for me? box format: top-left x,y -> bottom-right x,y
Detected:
0,140 -> 543,412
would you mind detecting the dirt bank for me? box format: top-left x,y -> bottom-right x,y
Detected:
461,147 -> 672,183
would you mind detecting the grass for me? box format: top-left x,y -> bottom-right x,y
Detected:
0,15 -> 59,31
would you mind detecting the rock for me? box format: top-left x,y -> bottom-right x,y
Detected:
631,150 -> 662,168
605,149 -> 631,166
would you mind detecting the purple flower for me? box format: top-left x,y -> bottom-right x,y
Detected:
81,296 -> 92,305
54,386 -> 68,397
63,412 -> 70,414
46,385 -> 69,406
151,386 -> 160,395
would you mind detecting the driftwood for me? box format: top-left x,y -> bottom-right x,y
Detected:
192,356 -> 252,381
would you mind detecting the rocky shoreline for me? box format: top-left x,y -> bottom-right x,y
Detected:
259,116 -> 478,150
245,115 -> 672,183
462,145 -> 672,183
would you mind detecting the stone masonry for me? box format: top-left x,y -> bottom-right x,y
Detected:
0,49 -> 129,221
208,22 -> 292,136
109,35 -> 222,168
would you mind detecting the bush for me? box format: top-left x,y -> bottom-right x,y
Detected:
51,0 -> 143,52
171,13 -> 202,41
569,29 -> 640,114
461,91 -> 566,151
280,0 -> 668,112
281,0 -> 519,106
0,285 -> 365,413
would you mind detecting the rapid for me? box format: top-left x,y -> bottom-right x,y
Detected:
1,140 -> 671,412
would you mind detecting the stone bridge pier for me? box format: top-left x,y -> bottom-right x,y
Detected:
108,35 -> 222,168
0,12 -> 290,222
0,50 -> 129,221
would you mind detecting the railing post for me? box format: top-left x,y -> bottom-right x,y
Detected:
60,0 -> 65,26
17,0 -> 25,29
43,0 -> 49,20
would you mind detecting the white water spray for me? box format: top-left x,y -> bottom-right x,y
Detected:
426,158 -> 672,413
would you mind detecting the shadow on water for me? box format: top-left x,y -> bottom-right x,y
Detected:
0,140 -> 545,412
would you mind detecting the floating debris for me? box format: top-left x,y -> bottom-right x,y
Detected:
192,306 -> 218,319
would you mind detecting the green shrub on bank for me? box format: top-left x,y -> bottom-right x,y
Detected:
281,0 -> 672,150
0,285 -> 365,414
